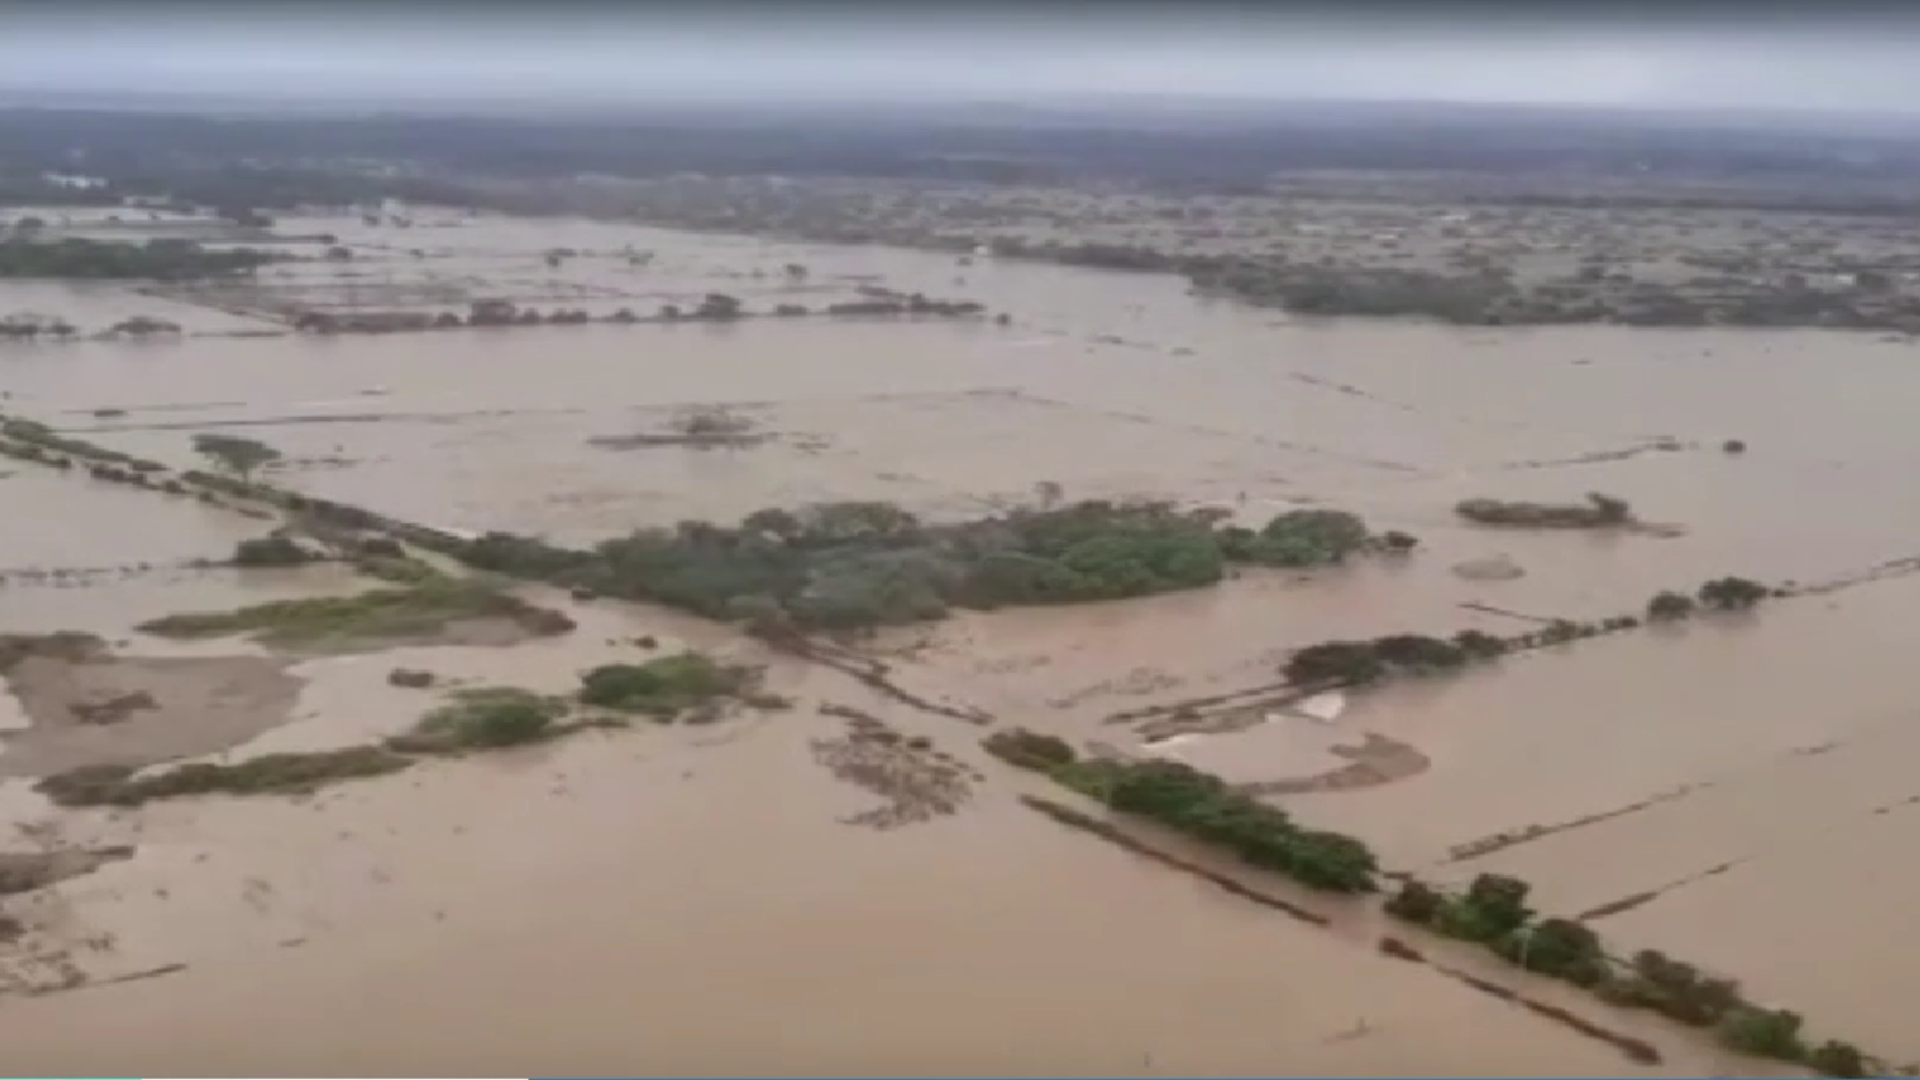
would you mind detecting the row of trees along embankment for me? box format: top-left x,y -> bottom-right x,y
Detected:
981,730 -> 1883,1077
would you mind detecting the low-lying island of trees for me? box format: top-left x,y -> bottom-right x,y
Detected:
0,236 -> 279,280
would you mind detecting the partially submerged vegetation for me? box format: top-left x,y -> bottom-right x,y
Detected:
458,501 -> 1402,633
982,730 -> 1380,894
1277,575 -> 1776,690
230,535 -> 315,568
1455,493 -> 1635,529
386,686 -> 571,753
0,237 -> 279,280
577,652 -> 760,720
0,416 -> 168,473
134,578 -> 575,648
981,724 -> 1876,1075
37,649 -> 770,807
37,747 -> 414,807
1385,874 -> 1877,1077
193,433 -> 283,484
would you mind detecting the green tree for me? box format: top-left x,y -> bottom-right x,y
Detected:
1385,878 -> 1444,923
1284,641 -> 1387,686
192,433 -> 282,484
1716,1006 -> 1805,1061
1462,873 -> 1534,936
1699,576 -> 1769,611
1806,1039 -> 1869,1079
1504,917 -> 1607,984
1647,590 -> 1696,621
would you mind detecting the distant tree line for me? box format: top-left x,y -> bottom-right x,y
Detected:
0,237 -> 278,280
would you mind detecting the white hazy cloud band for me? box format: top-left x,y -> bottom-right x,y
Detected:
2,5 -> 1919,112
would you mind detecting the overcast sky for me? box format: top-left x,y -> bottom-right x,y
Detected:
4,3 -> 1920,113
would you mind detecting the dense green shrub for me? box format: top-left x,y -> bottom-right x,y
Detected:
232,536 -> 312,567
0,237 -> 279,280
1647,590 -> 1697,621
577,653 -> 754,718
1456,492 -> 1634,528
391,687 -> 565,751
449,499 -> 1392,633
1284,641 -> 1390,686
1699,576 -> 1769,611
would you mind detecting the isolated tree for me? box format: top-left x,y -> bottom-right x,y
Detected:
1033,480 -> 1064,510
695,293 -> 743,320
192,433 -> 282,484
1698,576 -> 1769,611
1647,590 -> 1696,621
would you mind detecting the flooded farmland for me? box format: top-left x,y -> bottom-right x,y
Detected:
1,207 -> 1916,1074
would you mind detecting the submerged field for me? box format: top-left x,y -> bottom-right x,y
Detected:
0,206 -> 1915,1073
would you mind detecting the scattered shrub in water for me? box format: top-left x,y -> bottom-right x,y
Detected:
1647,590 -> 1696,621
1698,576 -> 1769,611
577,652 -> 755,719
1715,1006 -> 1806,1062
1284,641 -> 1389,687
192,432 -> 283,484
232,535 -> 313,567
1806,1039 -> 1870,1079
1455,493 -> 1634,528
391,687 -> 565,752
981,728 -> 1078,771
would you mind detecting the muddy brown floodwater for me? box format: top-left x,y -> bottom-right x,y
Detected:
0,209 -> 1913,1073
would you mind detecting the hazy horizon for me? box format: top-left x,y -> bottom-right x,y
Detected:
5,3 -> 1920,114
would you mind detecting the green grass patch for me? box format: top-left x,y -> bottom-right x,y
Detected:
387,686 -> 572,754
577,652 -> 758,720
135,578 -> 575,647
36,747 -> 414,807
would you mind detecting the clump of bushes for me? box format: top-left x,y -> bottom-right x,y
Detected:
1647,590 -> 1697,621
577,652 -> 757,720
36,747 -> 413,807
1219,509 -> 1373,567
387,687 -> 568,753
981,728 -> 1077,771
1698,576 -> 1769,611
1282,572 -> 1785,690
231,535 -> 314,567
1283,632 -> 1480,687
982,730 -> 1379,894
1385,875 -> 1875,1075
135,578 -> 575,647
1455,492 -> 1634,529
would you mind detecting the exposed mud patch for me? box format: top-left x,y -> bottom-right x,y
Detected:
0,642 -> 302,778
